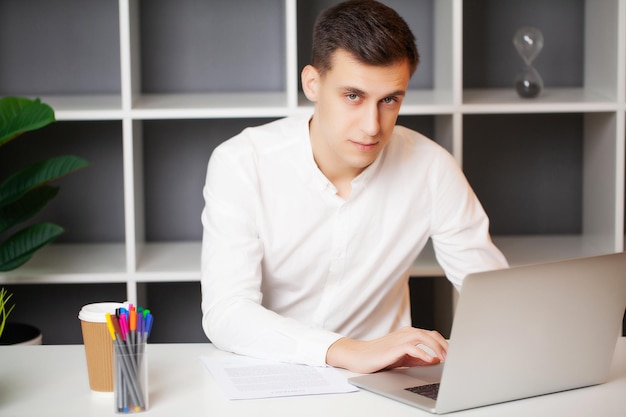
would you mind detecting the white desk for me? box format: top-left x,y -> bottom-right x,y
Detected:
1,339 -> 625,417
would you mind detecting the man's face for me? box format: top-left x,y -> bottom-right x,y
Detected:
303,49 -> 411,181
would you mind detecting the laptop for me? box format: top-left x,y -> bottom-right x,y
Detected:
349,252 -> 626,414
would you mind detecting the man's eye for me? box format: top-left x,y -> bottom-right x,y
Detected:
383,97 -> 397,104
347,93 -> 359,101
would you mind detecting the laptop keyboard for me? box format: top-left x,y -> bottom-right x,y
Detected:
405,383 -> 440,400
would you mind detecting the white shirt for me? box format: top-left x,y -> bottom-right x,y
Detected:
200,114 -> 508,366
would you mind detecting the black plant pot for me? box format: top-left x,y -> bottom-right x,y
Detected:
0,322 -> 42,345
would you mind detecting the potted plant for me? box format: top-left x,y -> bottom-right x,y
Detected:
0,96 -> 89,343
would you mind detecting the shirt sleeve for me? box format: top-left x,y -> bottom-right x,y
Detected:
200,142 -> 343,366
428,149 -> 509,289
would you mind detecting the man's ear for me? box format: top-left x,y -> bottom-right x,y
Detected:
301,65 -> 320,102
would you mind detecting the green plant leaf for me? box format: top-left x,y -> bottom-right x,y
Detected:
0,287 -> 16,338
0,97 -> 55,147
0,155 -> 89,207
0,185 -> 59,234
0,222 -> 64,271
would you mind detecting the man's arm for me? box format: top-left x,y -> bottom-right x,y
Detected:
200,143 -> 343,366
429,149 -> 509,289
324,143 -> 504,375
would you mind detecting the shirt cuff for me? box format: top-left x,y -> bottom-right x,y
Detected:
295,328 -> 345,367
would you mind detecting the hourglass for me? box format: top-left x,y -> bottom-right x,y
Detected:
513,27 -> 544,98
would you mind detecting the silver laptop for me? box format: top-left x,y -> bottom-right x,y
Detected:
349,252 -> 626,414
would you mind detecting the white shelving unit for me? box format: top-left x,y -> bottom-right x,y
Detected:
1,0 -> 625,340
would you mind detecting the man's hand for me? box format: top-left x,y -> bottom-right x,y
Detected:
325,326 -> 448,374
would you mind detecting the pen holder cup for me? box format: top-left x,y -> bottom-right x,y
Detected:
113,341 -> 148,413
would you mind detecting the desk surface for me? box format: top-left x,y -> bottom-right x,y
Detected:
1,339 -> 625,417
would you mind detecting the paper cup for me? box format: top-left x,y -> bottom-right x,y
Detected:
79,302 -> 125,392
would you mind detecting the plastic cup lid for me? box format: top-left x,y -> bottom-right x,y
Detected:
78,302 -> 125,323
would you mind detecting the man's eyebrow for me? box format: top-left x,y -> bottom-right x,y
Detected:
387,90 -> 407,97
342,86 -> 406,97
343,86 -> 367,96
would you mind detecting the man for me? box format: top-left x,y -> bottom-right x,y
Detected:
201,0 -> 507,373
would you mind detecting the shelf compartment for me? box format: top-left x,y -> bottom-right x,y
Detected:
463,112 -> 621,254
463,0 -> 621,102
0,282 -> 127,344
0,0 -> 121,96
137,0 -> 286,95
140,118 -> 273,243
464,113 -> 584,236
0,120 -> 126,243
139,281 -> 206,342
463,0 -> 584,90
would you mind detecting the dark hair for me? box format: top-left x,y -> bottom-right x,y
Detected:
311,0 -> 419,76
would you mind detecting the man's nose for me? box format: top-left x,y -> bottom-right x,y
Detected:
359,104 -> 380,137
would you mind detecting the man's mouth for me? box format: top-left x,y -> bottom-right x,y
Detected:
350,140 -> 379,152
